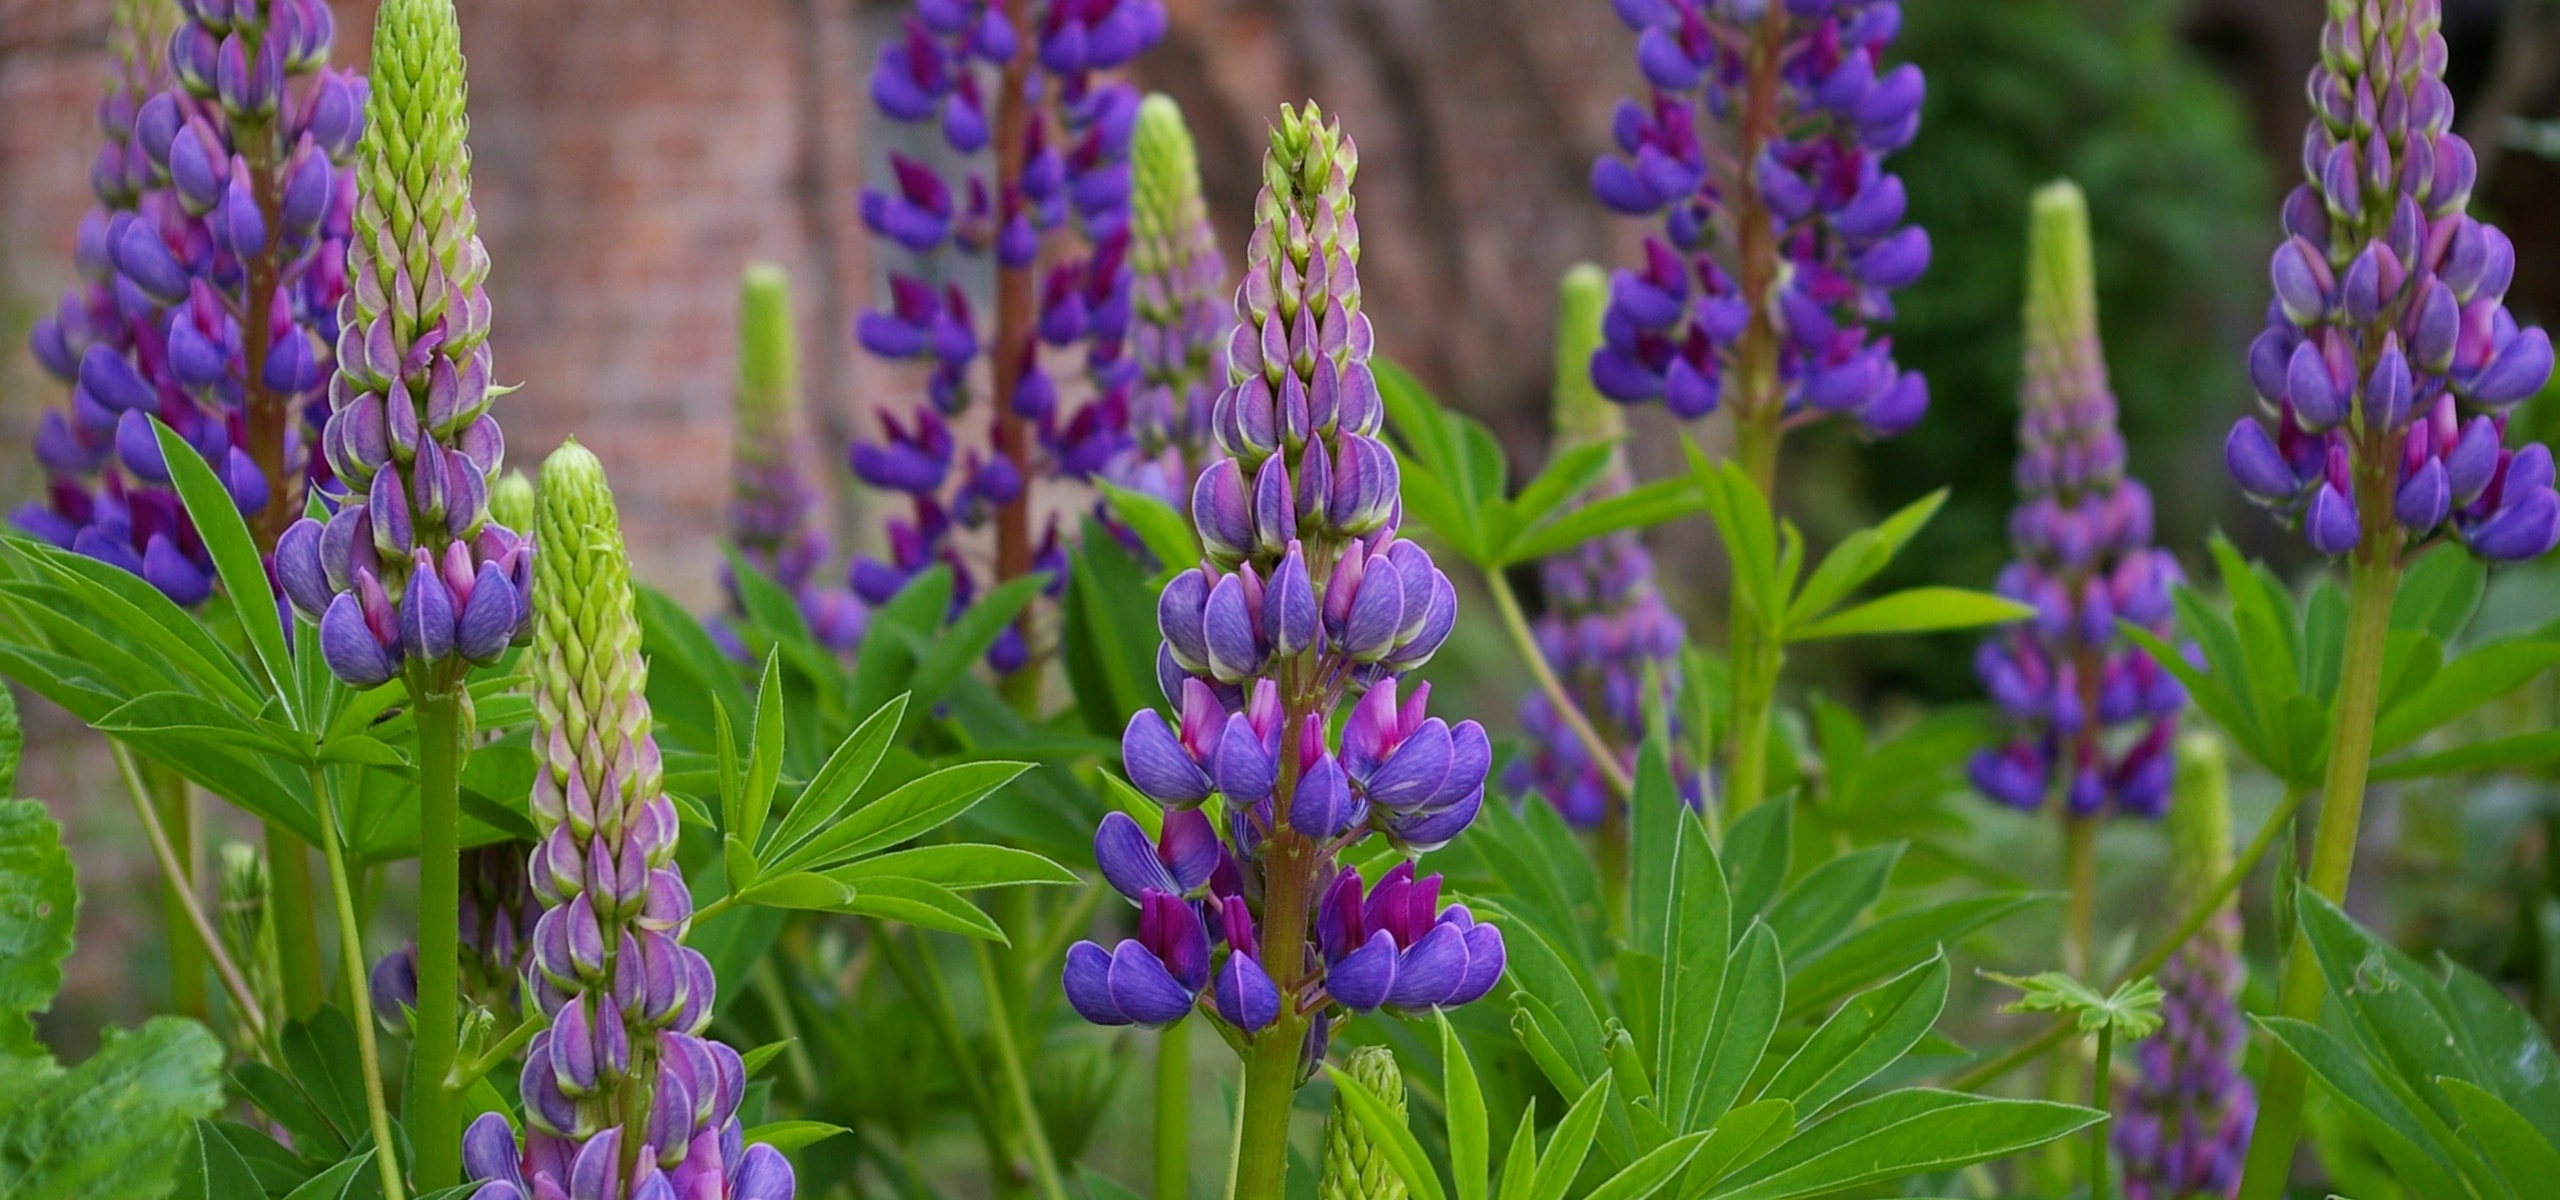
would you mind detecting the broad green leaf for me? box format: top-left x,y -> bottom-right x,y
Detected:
151,420 -> 296,725
1501,477 -> 1709,567
2298,892 -> 2472,1130
2371,730 -> 2560,781
1442,1011 -> 1491,1200
846,567 -> 953,715
17,544 -> 259,713
831,876 -> 1004,941
1787,587 -> 2032,643
1677,1098 -> 1794,1198
0,802 -> 75,1056
1323,1057 -> 1450,1200
2392,542 -> 2487,642
0,682 -> 15,797
737,653 -> 786,842
1763,845 -> 1898,963
174,1119 -> 263,1200
229,1061 -> 347,1161
276,1150 -> 374,1200
826,843 -> 1076,890
2441,1077 -> 2560,1192
1761,953 -> 1948,1118
636,583 -> 754,755
759,693 -> 913,862
278,1009 -> 369,1152
1081,1167 -> 1148,1200
1629,732 -> 1684,969
1658,817 -> 1732,1128
2256,1016 -> 2471,1199
769,758 -> 1028,875
1686,448 -> 1779,632
1787,894 -> 2046,1017
1527,1076 -> 1614,1200
737,872 -> 857,911
0,1016 -> 227,1199
1062,517 -> 1168,740
745,1120 -> 850,1153
1724,786 -> 1791,923
2372,636 -> 2560,753
2440,962 -> 2560,1147
1686,922 -> 1782,1132
210,1120 -> 310,1193
1707,1091 -> 2099,1200
1785,490 -> 1946,628
723,545 -> 821,650
1496,1099 -> 1542,1200
1506,440 -> 1622,548
1584,1130 -> 1710,1200
1096,480 -> 1202,570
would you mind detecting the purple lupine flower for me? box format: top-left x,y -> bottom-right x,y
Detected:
1505,265 -> 1698,827
1970,184 -> 2184,819
274,0 -> 527,689
1065,105 -> 1501,1056
849,0 -> 1166,671
717,265 -> 866,658
462,442 -> 794,1200
1114,92 -> 1228,506
2115,735 -> 2255,1200
16,0 -> 362,601
2225,0 -> 2557,561
1589,0 -> 1929,436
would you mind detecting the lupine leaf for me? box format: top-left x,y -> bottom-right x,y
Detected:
276,1009 -> 369,1153
1442,1011 -> 1491,1200
274,1149 -> 375,1200
2255,1016 -> 2471,1199
1657,816 -> 1731,1128
1677,1098 -> 1794,1198
15,542 -> 260,713
769,758 -> 1027,875
1760,952 -> 1949,1118
0,802 -> 76,1056
909,574 -> 1047,717
229,1061 -> 348,1161
1096,480 -> 1202,571
2372,635 -> 2560,754
1582,1130 -> 1710,1200
2391,542 -> 2487,643
1786,894 -> 2046,1016
847,567 -> 953,716
737,872 -> 856,910
1787,587 -> 2033,643
1723,799 -> 1791,925
759,693 -> 911,863
826,844 -> 1075,890
636,583 -> 754,757
0,1017 -> 227,1199
1686,922 -> 1782,1132
2440,962 -> 2560,1147
740,653 -> 787,843
173,1119 -> 263,1200
1705,1091 -> 2099,1200
1526,1077 -> 1613,1200
1785,489 -> 1947,627
1503,439 -> 1621,549
745,1120 -> 850,1152
1763,845 -> 1899,963
151,419 -> 297,726
1500,477 -> 1709,567
0,685 -> 15,797
1496,1099 -> 1541,1200
2371,731 -> 2560,780
1062,521 -> 1165,740
827,876 -> 1004,942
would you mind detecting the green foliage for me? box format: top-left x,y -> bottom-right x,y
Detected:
1990,971 -> 2164,1040
0,683 -> 17,797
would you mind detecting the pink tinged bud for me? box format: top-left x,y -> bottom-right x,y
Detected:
1337,555 -> 1405,662
2446,417 -> 2501,505
2306,482 -> 2359,556
2364,339 -> 2413,432
564,892 -> 607,980
2271,238 -> 2331,327
1201,573 -> 1263,682
569,1129 -> 624,1200
1264,543 -> 1317,654
2465,327 -> 2554,408
1192,458 -> 1253,561
276,518 -> 332,620
2285,340 -> 2344,430
1123,710 -> 1213,807
1290,752 -> 1357,839
1213,713 -> 1277,803
320,591 -> 399,687
551,998 -> 599,1096
1095,811 -> 1176,900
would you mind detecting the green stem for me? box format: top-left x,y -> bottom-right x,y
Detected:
1484,566 -> 1632,799
872,924 -> 1007,1184
2235,550 -> 2402,1200
1230,1007 -> 1305,1200
2090,1026 -> 2115,1200
1155,1018 -> 1190,1200
149,766 -> 209,1023
114,745 -> 268,1045
752,956 -> 822,1101
447,1008 -> 545,1095
1948,782 -> 2311,1092
971,936 -> 1072,1200
314,765 -> 405,1200
268,823 -> 326,1020
2063,814 -> 2097,981
1723,613 -> 1781,825
409,686 -> 466,1193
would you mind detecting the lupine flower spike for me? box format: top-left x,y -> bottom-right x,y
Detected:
849,0 -> 1168,672
17,0 -> 365,598
2115,734 -> 2255,1200
1318,1046 -> 1409,1200
461,442 -> 794,1200
719,265 -> 864,656
1970,182 -> 2185,820
274,0 -> 528,689
2223,0 -> 2558,561
1505,264 -> 1697,827
1591,0 -> 1930,438
1117,92 -> 1229,505
1066,111 -> 1500,1199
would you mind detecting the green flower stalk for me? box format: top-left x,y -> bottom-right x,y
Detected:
1123,92 -> 1227,499
1318,1047 -> 1409,1200
489,469 -> 534,540
718,265 -> 862,655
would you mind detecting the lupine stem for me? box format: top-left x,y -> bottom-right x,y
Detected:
268,824 -> 325,1019
1155,1018 -> 1190,1200
989,23 -> 1040,708
1484,567 -> 1633,799
1231,1003 -> 1304,1200
2063,814 -> 2097,980
2089,1025 -> 2116,1200
114,744 -> 266,1045
408,684 -> 465,1193
1949,781 -> 2309,1092
149,765 -> 207,1022
2235,546 -> 2401,1200
972,937 -> 1073,1200
312,764 -> 405,1200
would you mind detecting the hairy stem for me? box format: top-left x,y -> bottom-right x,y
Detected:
1718,2 -> 1790,828
1156,1018 -> 1190,1200
2235,548 -> 2402,1200
114,745 -> 266,1045
313,764 -> 405,1200
268,824 -> 325,1019
149,765 -> 208,1022
408,686 -> 465,1192
2090,1026 -> 2115,1200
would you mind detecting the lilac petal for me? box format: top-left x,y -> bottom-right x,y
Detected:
1158,808 -> 1222,894
1449,922 -> 1506,1006
1064,941 -> 1130,1026
277,520 -> 331,618
2467,327 -> 2555,407
1385,922 -> 1471,1009
730,1144 -> 797,1200
1213,951 -> 1280,1034
1095,810 -> 1177,901
403,565 -> 458,663
141,536 -> 212,607
1383,785 -> 1482,853
2470,485 -> 2560,561
1326,930 -> 1399,1012
1124,708 -> 1212,806
462,1112 -> 525,1187
320,591 -> 399,687
1201,572 -> 1263,682
1338,558 -> 1405,662
1265,544 -> 1317,654
1139,891 -> 1212,992
1157,568 -> 1211,671
2306,483 -> 2359,556
1365,719 -> 1453,813
2224,420 -> 2300,500
456,562 -> 520,662
1213,713 -> 1276,803
1107,939 -> 1197,1027
1289,753 -> 1355,840
2395,458 -> 2450,532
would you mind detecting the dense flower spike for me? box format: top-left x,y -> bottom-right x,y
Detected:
849,0 -> 1167,671
461,442 -> 794,1200
719,265 -> 864,656
1118,92 -> 1229,504
2224,0 -> 2557,561
2116,736 -> 2255,1199
1317,1046 -> 1409,1200
15,0 -> 363,601
1590,0 -> 1929,436
1969,183 -> 2184,820
1505,266 -> 1697,827
275,0 -> 527,688
1068,104 -> 1500,1061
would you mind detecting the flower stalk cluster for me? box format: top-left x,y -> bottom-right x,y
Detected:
719,265 -> 864,655
2116,735 -> 2255,1200
1969,182 -> 2184,822
1590,0 -> 1930,444
18,0 -> 365,598
1118,91 -> 1229,504
462,442 -> 794,1200
849,0 -> 1168,673
1063,105 -> 1501,1200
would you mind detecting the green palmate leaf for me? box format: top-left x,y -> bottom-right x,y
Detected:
211,1120 -> 310,1193
745,1120 -> 850,1153
276,1149 -> 376,1200
909,574 -> 1047,715
759,693 -> 912,863
1786,587 -> 2032,643
278,1009 -> 370,1153
829,876 -> 1003,941
1526,1077 -> 1614,1200
2255,1016 -> 2471,1198
0,803 -> 76,1057
2440,964 -> 2560,1147
1096,480 -> 1202,570
16,543 -> 261,714
1990,971 -> 2164,1039
735,653 -> 785,843
1323,1057 -> 1449,1200
2391,541 -> 2487,643
769,758 -> 1029,875
826,843 -> 1075,890
1763,845 -> 1898,963
2295,893 -> 2477,1129
174,1119 -> 263,1200
1785,489 -> 1948,628
1680,1099 -> 1794,1199
1508,441 -> 1621,537
1584,1131 -> 1711,1200
230,1061 -> 348,1162
1686,922 -> 1783,1131
1063,519 -> 1166,740
1723,796 -> 1791,924
1686,447 -> 1780,632
2371,730 -> 2560,781
2372,635 -> 2560,754
1706,1091 -> 2099,1200
1500,477 -> 1710,567
149,419 -> 296,725
737,872 -> 856,910
1761,953 -> 1948,1119
0,1016 -> 227,1199
1442,1012 -> 1491,1200
846,567 -> 953,716
1657,816 -> 1732,1129
0,686 -> 15,797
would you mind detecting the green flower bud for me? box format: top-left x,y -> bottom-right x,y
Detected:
356,0 -> 490,359
488,469 -> 535,536
737,263 -> 799,442
2168,731 -> 2236,947
1320,1045 -> 1409,1200
530,439 -> 655,839
1550,263 -> 1622,461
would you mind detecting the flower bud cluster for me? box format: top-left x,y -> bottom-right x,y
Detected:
462,443 -> 793,1200
849,0 -> 1167,671
1589,0 -> 1929,435
1115,92 -> 1229,504
1971,184 -> 2184,819
2223,0 -> 2556,561
274,0 -> 527,688
1066,106 -> 1500,1050
718,266 -> 865,656
17,0 -> 364,604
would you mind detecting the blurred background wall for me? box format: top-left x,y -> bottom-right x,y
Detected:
4,0 -> 2558,1034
